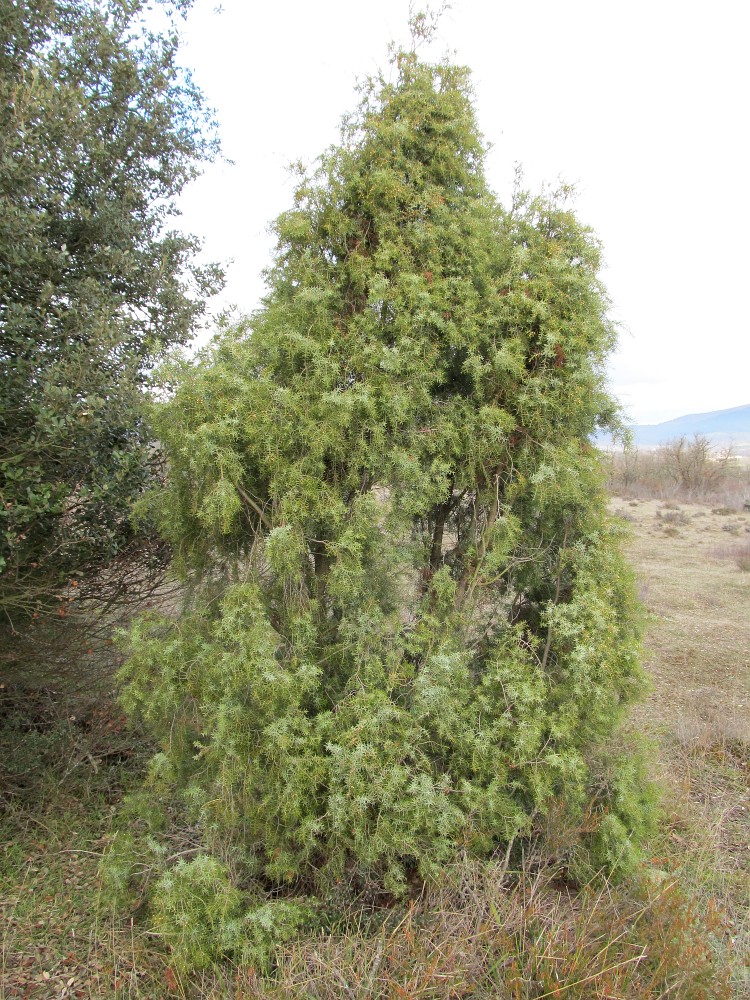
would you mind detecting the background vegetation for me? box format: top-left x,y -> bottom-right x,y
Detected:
606,435 -> 750,506
0,0 -> 221,672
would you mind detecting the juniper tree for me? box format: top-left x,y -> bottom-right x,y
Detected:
112,47 -> 651,970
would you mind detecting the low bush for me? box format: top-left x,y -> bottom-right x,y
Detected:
710,542 -> 750,572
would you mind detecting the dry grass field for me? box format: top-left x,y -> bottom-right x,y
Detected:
2,490 -> 749,998
611,496 -> 750,741
612,495 -> 750,997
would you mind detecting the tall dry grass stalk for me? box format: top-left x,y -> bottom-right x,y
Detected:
210,854 -> 733,999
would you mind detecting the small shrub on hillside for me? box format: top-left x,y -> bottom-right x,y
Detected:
657,508 -> 690,526
710,543 -> 750,573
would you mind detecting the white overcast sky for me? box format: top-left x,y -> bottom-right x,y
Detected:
174,0 -> 749,426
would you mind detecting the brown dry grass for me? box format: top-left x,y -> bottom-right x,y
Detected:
612,495 -> 750,997
611,497 -> 750,740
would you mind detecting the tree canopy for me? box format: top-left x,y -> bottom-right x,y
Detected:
0,0 -> 222,633
109,48 -> 651,971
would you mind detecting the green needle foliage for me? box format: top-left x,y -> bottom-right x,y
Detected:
111,43 -> 652,970
0,0 -> 222,634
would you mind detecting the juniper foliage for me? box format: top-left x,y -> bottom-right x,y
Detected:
113,48 -> 651,968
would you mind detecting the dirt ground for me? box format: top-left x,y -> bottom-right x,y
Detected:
610,496 -> 750,741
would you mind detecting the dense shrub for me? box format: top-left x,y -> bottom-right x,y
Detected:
106,43 -> 652,969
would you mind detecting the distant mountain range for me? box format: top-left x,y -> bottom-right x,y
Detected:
600,403 -> 750,453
